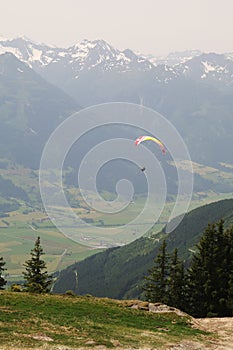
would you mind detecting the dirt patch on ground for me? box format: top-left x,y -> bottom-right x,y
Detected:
168,317 -> 233,350
196,317 -> 233,349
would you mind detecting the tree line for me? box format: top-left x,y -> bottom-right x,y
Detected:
144,220 -> 233,317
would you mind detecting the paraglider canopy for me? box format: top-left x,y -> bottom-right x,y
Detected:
135,135 -> 166,154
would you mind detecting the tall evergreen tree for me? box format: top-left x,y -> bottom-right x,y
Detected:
23,236 -> 52,293
186,220 -> 233,317
144,240 -> 170,304
168,248 -> 185,310
221,224 -> 233,314
0,257 -> 7,290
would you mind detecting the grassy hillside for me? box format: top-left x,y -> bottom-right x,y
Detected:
0,291 -> 207,349
53,199 -> 233,299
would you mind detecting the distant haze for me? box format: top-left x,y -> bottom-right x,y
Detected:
1,0 -> 233,55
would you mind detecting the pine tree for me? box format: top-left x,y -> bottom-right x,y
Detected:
23,236 -> 52,293
168,248 -> 185,310
144,240 -> 170,304
186,221 -> 233,317
186,223 -> 219,317
222,224 -> 233,314
0,257 -> 7,290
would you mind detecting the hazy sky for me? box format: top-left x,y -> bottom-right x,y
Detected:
1,0 -> 233,55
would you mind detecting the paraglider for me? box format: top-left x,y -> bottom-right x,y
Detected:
134,135 -> 166,154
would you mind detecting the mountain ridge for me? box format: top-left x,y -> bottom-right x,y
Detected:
1,36 -> 233,87
0,37 -> 233,83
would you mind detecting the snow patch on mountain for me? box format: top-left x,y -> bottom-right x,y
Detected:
202,61 -> 228,75
202,61 -> 216,73
226,53 -> 233,61
140,50 -> 203,66
0,45 -> 19,56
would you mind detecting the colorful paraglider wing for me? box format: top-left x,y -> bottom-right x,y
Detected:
134,135 -> 166,154
134,135 -> 146,146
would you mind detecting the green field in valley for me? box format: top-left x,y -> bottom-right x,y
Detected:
0,161 -> 233,279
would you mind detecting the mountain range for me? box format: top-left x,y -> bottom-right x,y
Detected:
0,36 -> 232,182
1,37 -> 233,92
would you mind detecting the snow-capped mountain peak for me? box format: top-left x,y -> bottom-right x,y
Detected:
0,37 -> 153,74
0,36 -> 59,68
69,39 -> 119,64
173,52 -> 233,86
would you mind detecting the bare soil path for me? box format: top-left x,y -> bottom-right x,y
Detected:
196,317 -> 233,350
168,317 -> 233,350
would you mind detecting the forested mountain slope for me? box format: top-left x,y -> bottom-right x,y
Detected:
53,198 -> 233,299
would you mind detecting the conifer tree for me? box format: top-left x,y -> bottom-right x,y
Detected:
23,236 -> 52,293
0,257 -> 7,290
144,240 -> 170,304
221,224 -> 233,315
168,248 -> 185,310
186,222 -> 219,316
186,220 -> 233,317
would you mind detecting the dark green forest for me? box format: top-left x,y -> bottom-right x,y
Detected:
144,220 -> 233,317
